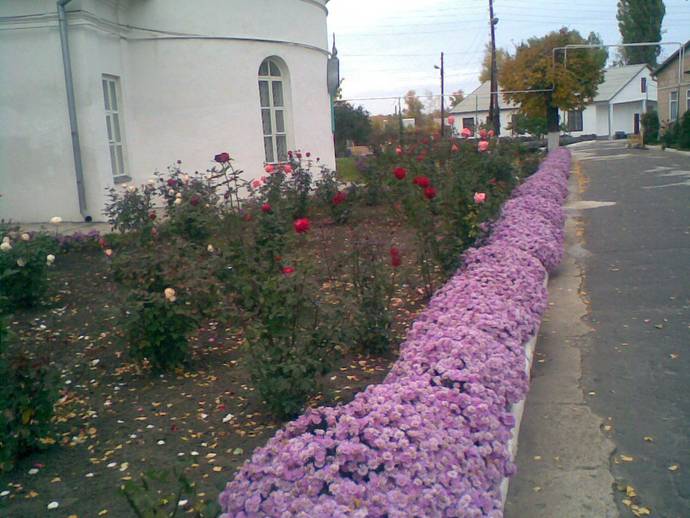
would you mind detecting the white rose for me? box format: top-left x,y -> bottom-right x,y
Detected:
127,186 -> 137,193
148,179 -> 156,185
16,257 -> 26,267
46,254 -> 56,265
174,197 -> 182,205
182,174 -> 190,183
104,248 -> 113,257
168,189 -> 175,196
175,192 -> 182,198
50,216 -> 62,225
0,241 -> 11,252
207,244 -> 214,253
2,236 -> 10,244
21,233 -> 30,241
164,287 -> 176,302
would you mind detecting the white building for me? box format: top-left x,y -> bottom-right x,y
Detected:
561,64 -> 657,138
447,81 -> 518,136
0,0 -> 335,223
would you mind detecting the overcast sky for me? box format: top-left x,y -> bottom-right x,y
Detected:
327,0 -> 690,114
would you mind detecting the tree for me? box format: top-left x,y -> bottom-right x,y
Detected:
333,102 -> 372,156
617,0 -> 666,67
448,90 -> 465,109
500,28 -> 607,131
403,90 -> 425,123
508,113 -> 548,139
479,42 -> 510,83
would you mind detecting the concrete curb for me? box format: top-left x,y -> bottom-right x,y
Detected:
500,275 -> 549,507
646,144 -> 690,156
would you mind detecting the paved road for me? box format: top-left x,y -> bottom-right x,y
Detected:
506,141 -> 690,518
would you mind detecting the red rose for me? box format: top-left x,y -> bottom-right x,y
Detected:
489,178 -> 497,186
265,164 -> 275,173
296,152 -> 302,159
167,179 -> 177,187
390,247 -> 401,268
479,129 -> 488,139
214,152 -> 230,163
190,196 -> 200,206
416,154 -> 426,162
488,129 -> 495,138
451,143 -> 459,153
283,164 -> 293,174
282,266 -> 295,275
412,176 -> 430,188
422,138 -> 430,145
424,186 -> 437,200
294,218 -> 310,233
395,147 -> 403,156
261,202 -> 272,213
332,191 -> 347,206
149,212 -> 156,220
243,213 -> 253,222
98,238 -> 106,248
393,167 -> 407,180
306,152 -> 311,157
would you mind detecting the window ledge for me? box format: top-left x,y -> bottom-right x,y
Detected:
113,175 -> 132,184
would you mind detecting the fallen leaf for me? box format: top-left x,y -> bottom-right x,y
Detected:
620,454 -> 634,462
668,464 -> 679,471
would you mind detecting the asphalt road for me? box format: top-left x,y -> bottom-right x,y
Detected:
506,141 -> 690,518
578,142 -> 690,517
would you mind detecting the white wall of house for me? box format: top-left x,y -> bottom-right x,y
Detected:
449,109 -> 517,136
0,0 -> 334,223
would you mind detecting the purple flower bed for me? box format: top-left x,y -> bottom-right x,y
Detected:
218,148 -> 572,517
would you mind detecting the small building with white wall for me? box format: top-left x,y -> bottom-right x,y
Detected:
0,0 -> 335,223
561,64 -> 657,138
447,81 -> 518,136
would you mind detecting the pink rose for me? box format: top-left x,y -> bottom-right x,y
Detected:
478,141 -> 489,152
447,116 -> 455,125
461,127 -> 472,138
283,164 -> 293,174
264,164 -> 274,173
473,192 -> 486,204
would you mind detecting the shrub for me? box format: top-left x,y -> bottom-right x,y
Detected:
104,182 -> 156,234
314,168 -> 355,224
641,110 -> 660,144
125,292 -> 198,373
0,233 -> 55,310
0,322 -> 59,473
349,238 -> 394,353
679,111 -> 690,150
110,237 -> 220,371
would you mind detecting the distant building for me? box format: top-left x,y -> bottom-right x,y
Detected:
0,0 -> 334,223
561,64 -> 657,138
447,81 -> 518,136
448,65 -> 657,139
653,40 -> 690,125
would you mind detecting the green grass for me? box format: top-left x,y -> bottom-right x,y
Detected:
336,157 -> 361,182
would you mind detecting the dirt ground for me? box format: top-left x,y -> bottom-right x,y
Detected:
0,208 -> 437,518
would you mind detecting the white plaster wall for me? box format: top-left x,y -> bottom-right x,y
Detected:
0,0 -> 334,223
612,101 -> 643,135
595,104 -> 610,137
450,109 -> 515,135
613,68 -> 657,104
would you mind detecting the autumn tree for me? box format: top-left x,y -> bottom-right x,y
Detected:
403,90 -> 425,124
500,28 -> 607,133
617,0 -> 666,67
479,42 -> 510,83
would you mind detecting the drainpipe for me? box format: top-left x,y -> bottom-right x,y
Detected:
57,0 -> 89,220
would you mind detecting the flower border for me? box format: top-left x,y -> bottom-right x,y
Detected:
218,149 -> 572,518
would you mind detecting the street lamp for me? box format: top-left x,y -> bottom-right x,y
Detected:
435,52 -> 445,137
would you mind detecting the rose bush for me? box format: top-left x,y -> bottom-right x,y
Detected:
217,148 -> 571,517
0,232 -> 56,310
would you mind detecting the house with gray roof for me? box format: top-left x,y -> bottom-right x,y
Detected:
448,64 -> 656,138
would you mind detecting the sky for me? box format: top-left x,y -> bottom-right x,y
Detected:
326,0 -> 690,114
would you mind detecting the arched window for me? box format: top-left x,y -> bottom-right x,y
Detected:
258,58 -> 288,163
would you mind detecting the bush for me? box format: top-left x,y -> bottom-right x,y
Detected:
0,321 -> 59,473
125,293 -> 198,373
104,182 -> 156,234
641,110 -> 660,144
660,112 -> 690,150
110,237 -> 221,371
350,239 -> 394,353
0,233 -> 56,310
314,168 -> 355,224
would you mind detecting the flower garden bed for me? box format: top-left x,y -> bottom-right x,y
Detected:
1,136 -> 547,516
217,149 -> 572,517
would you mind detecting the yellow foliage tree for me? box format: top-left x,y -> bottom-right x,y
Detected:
500,28 -> 607,126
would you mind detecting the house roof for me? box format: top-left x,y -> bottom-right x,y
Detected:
448,81 -> 518,114
592,64 -> 648,102
653,40 -> 690,76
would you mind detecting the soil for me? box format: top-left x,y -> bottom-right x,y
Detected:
0,207 -> 439,518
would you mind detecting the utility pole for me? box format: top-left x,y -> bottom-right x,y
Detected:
398,97 -> 403,145
488,0 -> 500,135
436,52 -> 446,137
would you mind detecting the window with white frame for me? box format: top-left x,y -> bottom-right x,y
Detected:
102,75 -> 126,178
670,90 -> 678,121
258,58 -> 289,163
686,88 -> 690,112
